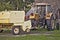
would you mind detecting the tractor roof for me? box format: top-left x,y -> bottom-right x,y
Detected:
34,3 -> 50,6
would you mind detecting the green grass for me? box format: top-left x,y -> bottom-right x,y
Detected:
0,30 -> 60,40
0,35 -> 60,40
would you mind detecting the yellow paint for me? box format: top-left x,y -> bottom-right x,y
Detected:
0,11 -> 10,23
0,19 -> 9,23
45,13 -> 52,19
29,14 -> 35,19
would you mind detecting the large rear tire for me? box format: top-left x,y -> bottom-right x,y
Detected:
51,20 -> 55,30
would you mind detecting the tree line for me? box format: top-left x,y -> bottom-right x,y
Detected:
0,0 -> 34,11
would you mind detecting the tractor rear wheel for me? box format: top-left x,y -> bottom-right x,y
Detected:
51,20 -> 55,30
46,20 -> 54,31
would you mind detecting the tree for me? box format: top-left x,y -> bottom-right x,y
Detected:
0,0 -> 25,11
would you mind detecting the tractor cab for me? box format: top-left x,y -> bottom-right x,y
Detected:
34,3 -> 52,19
33,3 -> 54,30
26,3 -> 54,30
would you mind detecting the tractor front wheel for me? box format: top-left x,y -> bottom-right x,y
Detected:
12,26 -> 20,35
0,30 -> 3,33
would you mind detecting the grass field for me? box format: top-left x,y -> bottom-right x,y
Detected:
0,30 -> 60,40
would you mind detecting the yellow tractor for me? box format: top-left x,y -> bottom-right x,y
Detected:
26,3 -> 55,30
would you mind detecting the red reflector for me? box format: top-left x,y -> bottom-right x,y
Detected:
31,13 -> 34,16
